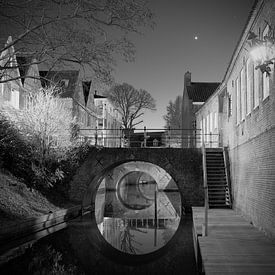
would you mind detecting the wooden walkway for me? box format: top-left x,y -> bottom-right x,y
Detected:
192,207 -> 275,274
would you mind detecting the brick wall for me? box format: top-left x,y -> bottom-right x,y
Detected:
196,0 -> 275,237
224,0 -> 275,238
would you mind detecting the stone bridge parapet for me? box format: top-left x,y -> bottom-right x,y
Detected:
69,147 -> 204,210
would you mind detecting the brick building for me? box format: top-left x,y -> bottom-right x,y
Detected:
94,91 -> 122,147
196,0 -> 275,238
0,36 -> 41,110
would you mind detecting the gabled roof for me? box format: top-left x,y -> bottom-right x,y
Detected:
187,82 -> 220,102
39,70 -> 79,98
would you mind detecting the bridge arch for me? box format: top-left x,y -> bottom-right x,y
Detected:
69,147 -> 204,210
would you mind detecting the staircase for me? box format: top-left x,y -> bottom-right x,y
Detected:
205,148 -> 231,208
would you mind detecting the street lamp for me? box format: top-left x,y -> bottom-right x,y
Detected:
248,28 -> 275,75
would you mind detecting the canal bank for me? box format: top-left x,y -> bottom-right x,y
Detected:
0,213 -> 198,274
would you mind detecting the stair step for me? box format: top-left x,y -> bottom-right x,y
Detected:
208,184 -> 228,187
208,191 -> 226,194
208,187 -> 228,190
209,199 -> 225,204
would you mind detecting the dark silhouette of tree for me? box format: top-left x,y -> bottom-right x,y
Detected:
163,95 -> 182,129
0,0 -> 154,84
106,82 -> 156,129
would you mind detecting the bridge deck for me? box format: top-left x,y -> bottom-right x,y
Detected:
192,207 -> 275,274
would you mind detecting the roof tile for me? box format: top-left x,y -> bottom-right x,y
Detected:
187,82 -> 220,102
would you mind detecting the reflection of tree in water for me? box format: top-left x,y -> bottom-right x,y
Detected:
120,219 -> 147,254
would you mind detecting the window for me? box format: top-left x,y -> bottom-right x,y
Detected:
263,71 -> 271,99
192,120 -> 196,129
214,112 -> 218,129
240,67 -> 246,121
228,94 -> 232,117
246,58 -> 253,114
262,24 -> 272,99
206,114 -> 210,142
0,83 -> 3,97
253,63 -> 260,108
236,77 -> 240,124
87,114 -> 91,127
209,112 -> 213,133
60,79 -> 69,88
11,89 -> 19,109
202,118 -> 206,141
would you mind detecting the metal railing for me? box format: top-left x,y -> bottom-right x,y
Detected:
78,127 -> 220,148
201,140 -> 208,236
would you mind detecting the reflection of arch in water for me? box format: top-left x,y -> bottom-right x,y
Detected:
85,160 -> 181,219
116,171 -> 156,210
110,161 -> 178,192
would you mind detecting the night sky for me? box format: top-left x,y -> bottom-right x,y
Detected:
114,0 -> 255,129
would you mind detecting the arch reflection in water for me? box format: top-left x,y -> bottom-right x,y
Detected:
95,166 -> 181,255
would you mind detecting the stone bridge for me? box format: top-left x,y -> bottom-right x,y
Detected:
69,147 -> 204,210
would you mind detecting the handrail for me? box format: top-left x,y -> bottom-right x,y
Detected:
78,127 -> 220,148
201,141 -> 208,236
223,147 -> 232,208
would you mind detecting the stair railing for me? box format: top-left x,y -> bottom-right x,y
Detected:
223,147 -> 232,208
201,138 -> 208,236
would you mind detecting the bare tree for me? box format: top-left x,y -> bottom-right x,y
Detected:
106,82 -> 156,130
0,0 -> 154,84
163,95 -> 182,129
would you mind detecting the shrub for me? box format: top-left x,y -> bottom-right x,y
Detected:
0,113 -> 35,184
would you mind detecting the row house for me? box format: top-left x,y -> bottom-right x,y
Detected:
196,0 -> 275,238
0,36 -> 123,147
0,36 -> 41,110
94,91 -> 122,148
181,71 -> 220,147
39,70 -> 98,144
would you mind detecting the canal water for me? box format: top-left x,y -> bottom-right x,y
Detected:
0,171 -> 198,274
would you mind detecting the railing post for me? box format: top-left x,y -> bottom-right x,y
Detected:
210,132 -> 212,148
168,126 -> 171,148
144,126 -> 147,147
95,126 -> 98,147
202,141 -> 208,236
119,126 -> 122,148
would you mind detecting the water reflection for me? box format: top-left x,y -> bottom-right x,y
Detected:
95,171 -> 181,255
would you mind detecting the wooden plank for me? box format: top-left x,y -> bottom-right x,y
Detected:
192,207 -> 275,275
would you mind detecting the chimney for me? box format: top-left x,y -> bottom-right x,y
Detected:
184,71 -> 191,86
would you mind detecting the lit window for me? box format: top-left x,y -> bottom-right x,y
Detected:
262,24 -> 272,99
246,58 -> 253,114
228,94 -> 232,117
240,67 -> 246,121
209,112 -> 213,133
11,89 -> 19,109
214,112 -> 218,129
253,63 -> 260,108
236,77 -> 240,124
